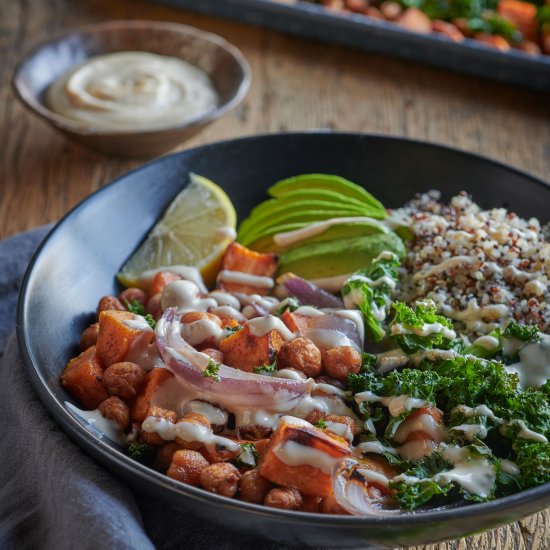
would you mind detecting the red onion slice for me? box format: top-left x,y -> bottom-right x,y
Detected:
332,458 -> 402,516
279,274 -> 344,309
155,308 -> 312,411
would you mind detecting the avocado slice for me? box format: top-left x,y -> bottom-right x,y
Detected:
277,232 -> 406,280
268,174 -> 386,214
247,219 -> 389,253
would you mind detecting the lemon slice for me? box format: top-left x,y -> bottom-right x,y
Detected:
117,174 -> 237,289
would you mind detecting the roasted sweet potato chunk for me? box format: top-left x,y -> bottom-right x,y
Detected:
60,346 -> 108,409
131,367 -> 174,422
219,324 -> 284,372
96,310 -> 147,367
218,243 -> 277,295
259,419 -> 351,497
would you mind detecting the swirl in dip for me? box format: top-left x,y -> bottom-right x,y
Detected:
46,51 -> 219,131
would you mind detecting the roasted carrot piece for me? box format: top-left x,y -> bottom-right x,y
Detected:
218,242 -> 278,295
259,419 -> 351,497
219,324 -> 284,372
497,0 -> 537,41
96,310 -> 147,367
150,271 -> 182,296
131,367 -> 174,422
60,346 -> 108,409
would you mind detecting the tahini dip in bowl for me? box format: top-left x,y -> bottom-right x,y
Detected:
12,21 -> 251,157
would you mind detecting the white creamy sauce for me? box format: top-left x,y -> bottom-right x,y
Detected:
356,440 -> 398,456
324,421 -> 354,442
311,382 -> 350,397
376,349 -> 410,374
393,413 -> 444,444
209,305 -> 246,322
412,256 -> 476,281
208,291 -> 241,310
123,316 -> 152,332
472,335 -> 500,351
181,319 -> 225,346
501,459 -> 520,476
275,368 -> 307,381
47,52 -> 219,130
342,288 -> 365,311
142,416 -> 240,453
186,400 -> 228,427
347,274 -> 397,290
449,423 -> 488,441
273,440 -> 341,475
355,391 -> 427,417
294,306 -> 325,317
66,402 -> 126,445
309,273 -> 352,292
502,420 -> 548,443
391,321 -> 456,341
333,309 -> 365,344
292,394 -> 356,421
442,300 -> 509,333
356,468 -> 390,488
138,265 -> 207,293
304,328 -> 358,351
398,438 -> 437,461
370,301 -> 387,322
248,315 -> 295,341
235,409 -> 282,429
505,334 -> 550,389
273,217 -> 387,248
125,328 -> 165,372
217,270 -> 274,289
161,280 -> 216,313
237,444 -> 257,467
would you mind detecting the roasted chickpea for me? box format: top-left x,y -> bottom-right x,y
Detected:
322,346 -> 361,380
146,293 -> 163,320
167,449 -> 209,486
103,361 -> 145,400
264,487 -> 303,510
277,337 -> 322,378
320,494 -> 349,514
175,413 -> 211,450
79,322 -> 99,351
141,406 -> 177,445
154,442 -> 182,472
202,348 -> 223,364
300,494 -> 322,513
119,287 -> 148,308
238,424 -> 272,441
239,469 -> 273,504
97,295 -> 125,315
98,396 -> 130,430
379,0 -> 402,19
199,463 -> 242,498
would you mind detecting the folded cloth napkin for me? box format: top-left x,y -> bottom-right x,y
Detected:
0,227 -> 301,550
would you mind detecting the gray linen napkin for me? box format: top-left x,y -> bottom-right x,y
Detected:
0,227 -> 299,550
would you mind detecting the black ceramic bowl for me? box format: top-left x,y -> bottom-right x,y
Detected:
12,20 -> 251,157
17,133 -> 550,548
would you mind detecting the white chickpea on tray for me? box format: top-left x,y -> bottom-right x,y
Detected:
61,173 -> 550,516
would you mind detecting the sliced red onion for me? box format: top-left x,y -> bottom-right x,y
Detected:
279,274 -> 344,309
305,313 -> 363,351
155,308 -> 312,411
332,458 -> 402,516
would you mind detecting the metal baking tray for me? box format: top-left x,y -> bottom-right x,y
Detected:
152,0 -> 550,91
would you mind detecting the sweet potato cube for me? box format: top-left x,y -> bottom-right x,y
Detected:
219,324 -> 284,372
219,242 -> 278,295
96,310 -> 147,367
131,368 -> 174,422
281,310 -> 314,334
259,419 -> 351,497
497,0 -> 537,41
61,346 -> 108,409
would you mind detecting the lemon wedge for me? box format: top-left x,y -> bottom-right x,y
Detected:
117,173 -> 237,289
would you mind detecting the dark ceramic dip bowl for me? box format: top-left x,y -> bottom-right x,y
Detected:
17,133 -> 550,547
12,20 -> 251,157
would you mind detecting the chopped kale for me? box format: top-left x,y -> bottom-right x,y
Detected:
127,443 -> 156,464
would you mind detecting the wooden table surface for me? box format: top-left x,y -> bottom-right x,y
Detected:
1,0 -> 549,548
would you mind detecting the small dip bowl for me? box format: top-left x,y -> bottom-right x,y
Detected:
12,20 -> 251,157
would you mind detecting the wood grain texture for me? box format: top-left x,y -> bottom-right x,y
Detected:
0,0 -> 549,547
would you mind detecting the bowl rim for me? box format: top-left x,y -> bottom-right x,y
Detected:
16,131 -> 550,532
11,19 -> 252,137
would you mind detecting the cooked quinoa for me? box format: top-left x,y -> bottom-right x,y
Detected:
394,191 -> 550,337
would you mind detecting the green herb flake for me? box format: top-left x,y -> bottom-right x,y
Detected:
125,299 -> 145,316
203,358 -> 221,381
254,357 -> 277,375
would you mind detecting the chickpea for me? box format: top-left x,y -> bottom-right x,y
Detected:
379,0 -> 402,20
79,322 -> 99,351
344,0 -> 368,12
238,424 -> 272,441
97,295 -> 125,315
141,406 -> 177,445
264,487 -> 303,510
154,442 -> 182,473
277,337 -> 322,378
167,449 -> 209,486
103,361 -> 145,400
119,287 -> 148,308
322,346 -> 361,380
146,293 -> 163,320
320,494 -> 349,514
239,469 -> 273,504
202,348 -> 223,364
98,396 -> 130,430
199,463 -> 242,498
300,494 -> 322,513
175,413 -> 211,450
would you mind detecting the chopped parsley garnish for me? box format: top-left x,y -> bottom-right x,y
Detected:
315,418 -> 327,429
275,297 -> 300,315
233,442 -> 259,468
253,357 -> 277,374
144,313 -> 156,330
225,324 -> 243,334
203,358 -> 221,381
125,299 -> 145,316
